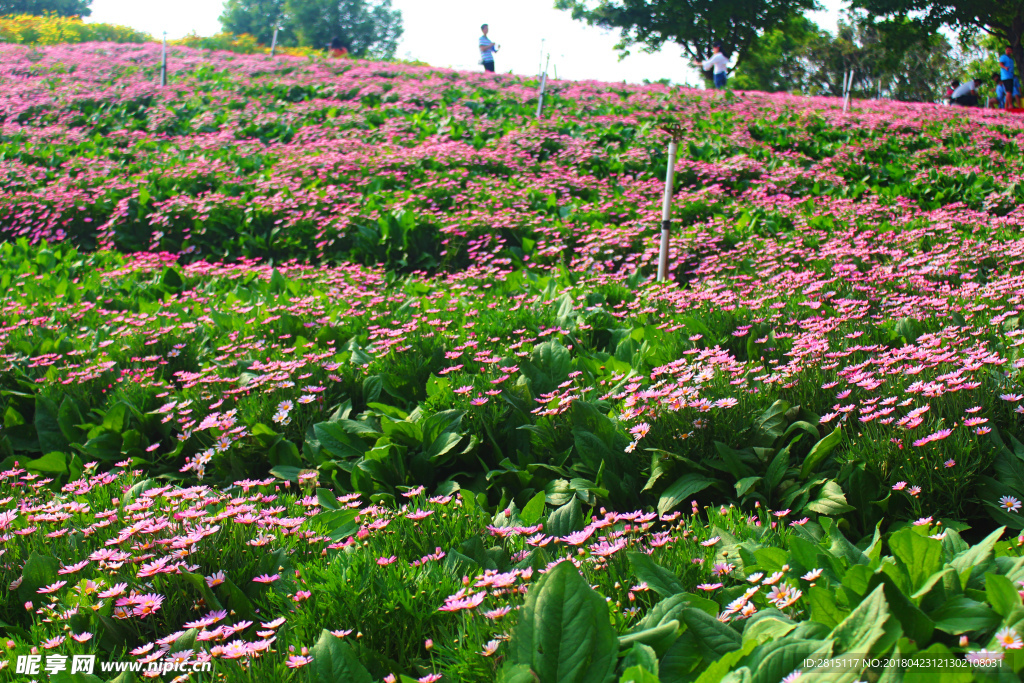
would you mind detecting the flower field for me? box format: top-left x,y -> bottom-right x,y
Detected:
1,42 -> 1024,682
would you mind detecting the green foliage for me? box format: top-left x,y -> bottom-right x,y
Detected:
0,0 -> 91,16
553,0 -> 816,76
221,0 -> 403,56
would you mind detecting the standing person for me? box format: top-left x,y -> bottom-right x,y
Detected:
992,73 -> 1006,108
479,24 -> 498,73
950,76 -> 983,107
1000,47 -> 1015,109
693,41 -> 729,89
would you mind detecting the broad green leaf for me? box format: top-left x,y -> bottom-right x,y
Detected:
627,552 -> 685,597
426,431 -> 463,463
658,473 -> 715,515
621,642 -> 658,675
808,586 -> 848,629
309,629 -> 372,683
34,396 -> 67,455
546,497 -> 583,538
985,572 -> 1022,618
748,638 -> 834,683
889,528 -> 943,593
830,584 -> 889,654
800,425 -> 842,479
316,488 -> 340,510
948,526 -> 1004,589
314,421 -> 368,460
806,480 -> 854,516
929,596 -> 1001,634
520,491 -> 546,526
678,606 -> 741,660
867,573 -> 934,644
25,451 -> 67,475
691,639 -> 758,683
620,665 -> 660,683
742,610 -> 796,643
507,561 -> 617,683
18,552 -> 59,605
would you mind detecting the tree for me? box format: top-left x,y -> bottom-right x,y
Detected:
286,0 -> 401,56
553,0 -> 818,82
801,13 -> 954,102
220,0 -> 294,47
219,0 -> 402,57
0,0 -> 91,15
852,0 -> 1024,75
731,14 -> 824,93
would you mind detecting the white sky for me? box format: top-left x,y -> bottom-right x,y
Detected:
86,0 -> 847,85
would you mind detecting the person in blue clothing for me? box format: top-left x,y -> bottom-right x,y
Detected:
999,47 -> 1015,109
479,24 -> 498,73
993,73 -> 1007,108
693,41 -> 730,88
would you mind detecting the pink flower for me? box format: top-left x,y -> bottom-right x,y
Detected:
286,655 -> 313,668
253,574 -> 280,583
377,556 -> 397,566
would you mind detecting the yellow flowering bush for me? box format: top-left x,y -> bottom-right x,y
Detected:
0,13 -> 150,45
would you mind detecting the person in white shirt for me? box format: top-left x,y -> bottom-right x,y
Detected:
694,41 -> 729,88
479,24 -> 498,73
950,77 -> 983,107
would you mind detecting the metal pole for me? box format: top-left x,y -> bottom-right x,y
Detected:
536,54 -> 550,118
160,32 -> 167,87
270,27 -> 279,57
657,141 -> 678,282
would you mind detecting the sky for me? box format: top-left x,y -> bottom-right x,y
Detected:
86,0 -> 848,85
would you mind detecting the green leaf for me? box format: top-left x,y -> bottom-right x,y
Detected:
521,491 -> 547,526
748,638 -> 834,683
546,497 -> 583,538
889,528 -> 943,593
806,480 -> 854,516
734,476 -> 762,497
691,639 -> 758,683
620,665 -> 660,683
627,552 -> 685,597
425,373 -> 449,399
317,488 -> 340,510
808,586 -> 848,628
25,451 -> 67,475
658,473 -> 715,515
160,266 -> 183,290
309,629 -> 372,683
985,572 -> 1022,619
18,552 -> 59,605
621,643 -> 659,676
34,396 -> 67,455
678,606 -> 741,660
426,431 -> 463,463
507,561 -> 617,683
800,425 -> 842,479
830,584 -> 889,654
497,664 -> 536,683
314,421 -> 368,460
866,573 -> 934,645
57,395 -> 85,443
949,526 -> 1004,589
929,596 -> 1001,634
